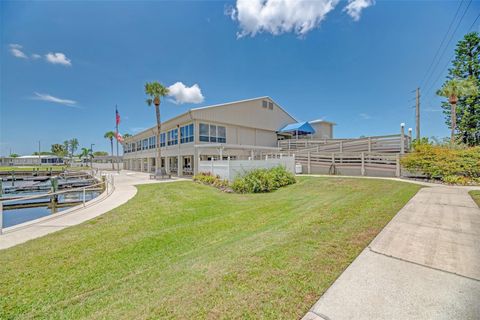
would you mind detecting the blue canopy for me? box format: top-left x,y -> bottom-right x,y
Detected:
279,121 -> 316,134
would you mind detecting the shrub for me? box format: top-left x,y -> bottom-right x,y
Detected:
401,143 -> 480,185
232,166 -> 296,193
193,172 -> 230,190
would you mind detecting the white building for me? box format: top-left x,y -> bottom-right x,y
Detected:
0,155 -> 65,166
123,96 -> 334,175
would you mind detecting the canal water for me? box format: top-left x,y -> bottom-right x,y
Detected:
1,178 -> 101,228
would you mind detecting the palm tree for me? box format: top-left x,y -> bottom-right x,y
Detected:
437,78 -> 478,143
79,147 -> 93,167
145,81 -> 169,171
104,131 -> 116,170
69,138 -> 79,158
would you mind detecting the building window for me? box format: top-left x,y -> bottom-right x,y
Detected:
262,100 -> 268,108
136,141 -> 141,151
167,129 -> 178,146
143,139 -> 148,150
180,123 -> 194,143
199,123 -> 226,144
199,123 -> 209,142
217,126 -> 226,143
209,125 -> 217,142
160,133 -> 166,147
268,102 -> 273,110
148,136 -> 156,149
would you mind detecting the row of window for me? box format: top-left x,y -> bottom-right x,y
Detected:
199,123 -> 226,143
124,123 -> 226,153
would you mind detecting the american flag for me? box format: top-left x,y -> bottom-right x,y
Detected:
115,106 -> 120,125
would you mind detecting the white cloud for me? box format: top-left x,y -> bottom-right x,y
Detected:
343,0 -> 375,21
359,113 -> 371,120
167,82 -> 205,104
228,0 -> 374,37
45,52 -> 72,66
229,0 -> 339,37
9,44 -> 28,59
32,92 -> 77,107
31,53 -> 41,59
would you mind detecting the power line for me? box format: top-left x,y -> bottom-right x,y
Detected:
419,0 -> 464,88
422,0 -> 473,92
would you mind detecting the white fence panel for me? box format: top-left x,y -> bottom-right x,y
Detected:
198,157 -> 295,181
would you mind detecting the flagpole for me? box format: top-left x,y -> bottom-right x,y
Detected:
116,105 -> 120,173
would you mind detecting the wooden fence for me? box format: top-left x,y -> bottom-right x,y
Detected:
293,152 -> 401,177
278,134 -> 410,154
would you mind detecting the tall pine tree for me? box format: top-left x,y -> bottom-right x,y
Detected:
441,32 -> 480,145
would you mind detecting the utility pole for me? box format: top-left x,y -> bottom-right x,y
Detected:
38,140 -> 41,166
415,87 -> 420,140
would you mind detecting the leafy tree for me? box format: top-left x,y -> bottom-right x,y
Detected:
69,138 -> 79,158
440,32 -> 480,145
32,151 -> 54,155
145,81 -> 169,171
104,131 -> 116,170
9,153 -> 19,158
123,133 -> 132,138
51,143 -> 67,157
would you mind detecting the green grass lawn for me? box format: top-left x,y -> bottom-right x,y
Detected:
0,177 -> 420,319
470,190 -> 480,207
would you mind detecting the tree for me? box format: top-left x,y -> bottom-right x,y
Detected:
104,131 -> 116,170
145,81 -> 169,171
51,144 -> 67,157
440,32 -> 480,145
69,138 -> 79,158
9,153 -> 19,158
123,133 -> 132,138
437,78 -> 477,143
79,147 -> 94,166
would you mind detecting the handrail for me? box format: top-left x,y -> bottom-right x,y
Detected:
0,173 -> 115,235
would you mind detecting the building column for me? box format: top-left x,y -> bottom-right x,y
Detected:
194,148 -> 199,175
177,155 -> 182,176
165,156 -> 170,173
140,158 -> 144,172
147,158 -> 151,172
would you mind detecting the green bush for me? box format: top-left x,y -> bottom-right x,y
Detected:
232,166 -> 296,193
401,143 -> 480,185
193,172 -> 230,190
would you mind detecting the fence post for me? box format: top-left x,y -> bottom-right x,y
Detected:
368,137 -> 372,152
361,152 -> 365,176
307,151 -> 311,174
339,141 -> 343,153
396,154 -> 401,177
288,140 -> 291,150
0,202 -> 3,235
83,187 -> 86,206
400,123 -> 405,154
331,153 -> 335,164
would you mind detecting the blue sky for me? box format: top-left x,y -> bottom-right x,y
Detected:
1,0 -> 479,156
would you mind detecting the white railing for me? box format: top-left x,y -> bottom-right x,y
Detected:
278,134 -> 411,154
0,173 -> 115,235
294,151 -> 401,177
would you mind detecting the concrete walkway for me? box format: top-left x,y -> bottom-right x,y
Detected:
0,171 -> 183,250
303,181 -> 480,320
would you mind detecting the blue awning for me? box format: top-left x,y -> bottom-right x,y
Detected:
279,121 -> 316,134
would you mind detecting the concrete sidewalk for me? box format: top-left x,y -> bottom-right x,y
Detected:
303,184 -> 480,320
0,171 -> 183,250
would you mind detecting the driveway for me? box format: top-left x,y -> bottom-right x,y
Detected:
303,184 -> 480,320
